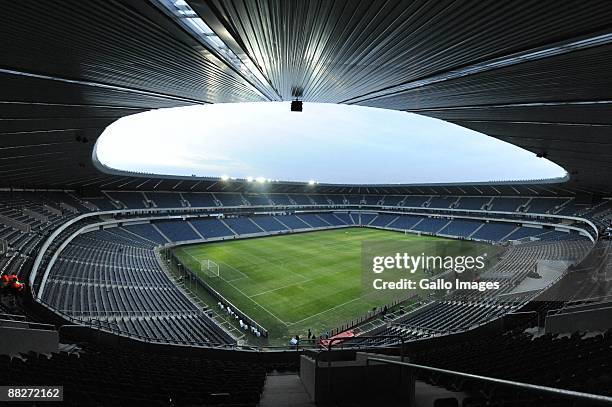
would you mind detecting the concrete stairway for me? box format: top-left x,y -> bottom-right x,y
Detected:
259,373 -> 314,407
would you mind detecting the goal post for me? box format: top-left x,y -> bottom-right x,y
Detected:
200,259 -> 220,278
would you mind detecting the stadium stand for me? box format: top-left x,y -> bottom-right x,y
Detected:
243,194 -> 272,206
471,223 -> 517,242
189,218 -> 234,238
438,219 -> 483,237
251,215 -> 287,232
274,214 -> 310,229
412,217 -> 451,234
388,215 -> 425,230
155,220 -> 200,241
223,217 -> 262,235
332,212 -> 355,225
107,192 -> 148,209
42,229 -> 232,346
0,342 -> 266,406
525,198 -> 569,214
182,193 -> 218,208
369,214 -> 398,228
455,197 -> 489,210
381,195 -> 404,206
427,197 -> 457,209
269,194 -> 292,205
123,223 -> 169,245
3,1 -> 612,404
145,192 -> 183,208
288,194 -> 312,205
402,196 -> 429,207
305,195 -> 327,205
214,193 -> 245,207
295,213 -> 329,228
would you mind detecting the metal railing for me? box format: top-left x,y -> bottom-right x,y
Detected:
366,357 -> 612,406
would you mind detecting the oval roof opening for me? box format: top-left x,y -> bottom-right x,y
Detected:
95,102 -> 566,185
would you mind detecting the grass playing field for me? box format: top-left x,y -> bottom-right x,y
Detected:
172,227 -> 487,345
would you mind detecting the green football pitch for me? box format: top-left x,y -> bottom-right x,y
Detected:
172,227 -> 487,344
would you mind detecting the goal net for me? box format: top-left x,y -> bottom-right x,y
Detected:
200,259 -> 220,278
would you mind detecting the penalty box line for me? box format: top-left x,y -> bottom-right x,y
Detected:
183,248 -> 290,327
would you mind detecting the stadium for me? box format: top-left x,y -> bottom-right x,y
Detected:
1,1 -> 612,406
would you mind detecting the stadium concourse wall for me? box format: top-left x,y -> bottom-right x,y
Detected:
26,203 -> 599,350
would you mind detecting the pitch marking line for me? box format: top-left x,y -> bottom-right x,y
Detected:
248,275 -> 314,298
181,248 -> 290,326
286,292 -> 374,326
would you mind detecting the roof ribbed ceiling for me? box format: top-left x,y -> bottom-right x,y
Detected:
1,0 -> 611,195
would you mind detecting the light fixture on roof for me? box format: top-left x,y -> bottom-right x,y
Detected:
291,86 -> 303,112
220,174 -> 230,181
256,176 -> 266,183
246,176 -> 254,182
291,100 -> 303,112
308,180 -> 317,185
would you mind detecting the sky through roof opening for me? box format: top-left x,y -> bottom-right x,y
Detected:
95,102 -> 566,185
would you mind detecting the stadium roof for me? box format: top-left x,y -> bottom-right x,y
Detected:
1,0 -> 611,196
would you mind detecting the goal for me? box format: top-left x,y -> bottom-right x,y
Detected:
200,259 -> 220,278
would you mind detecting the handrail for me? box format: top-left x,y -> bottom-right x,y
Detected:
0,312 -> 27,321
366,357 -> 612,405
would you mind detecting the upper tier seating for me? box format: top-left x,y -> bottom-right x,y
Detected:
269,194 -> 292,205
107,192 -> 148,209
489,197 -> 528,212
455,197 -> 489,210
345,194 -> 362,204
427,196 -> 457,209
289,194 -> 313,205
146,192 -> 183,208
364,195 -> 382,205
402,196 -> 429,207
86,196 -> 118,211
244,194 -> 272,206
214,193 -> 245,207
381,195 -> 404,206
325,195 -> 344,205
307,195 -> 328,205
525,198 -> 569,214
182,193 -> 217,207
